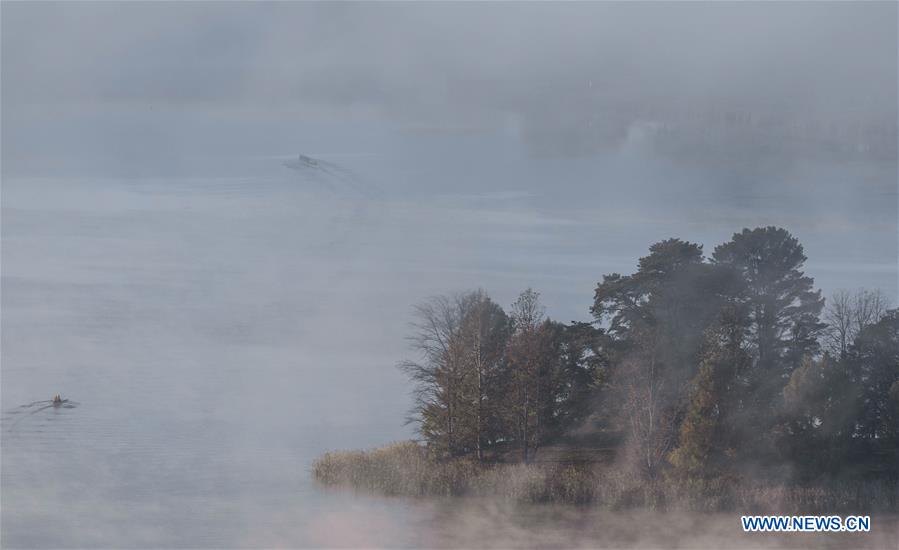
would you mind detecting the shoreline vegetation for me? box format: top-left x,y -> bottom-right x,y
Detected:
314,227 -> 898,512
312,441 -> 898,513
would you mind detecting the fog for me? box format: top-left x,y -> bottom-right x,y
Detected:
2,2 -> 897,548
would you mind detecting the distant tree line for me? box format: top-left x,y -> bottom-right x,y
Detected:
400,227 -> 898,482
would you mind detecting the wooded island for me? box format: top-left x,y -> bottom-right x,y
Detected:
314,226 -> 898,511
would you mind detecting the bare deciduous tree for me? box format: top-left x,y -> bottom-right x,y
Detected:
507,288 -> 545,462
824,289 -> 890,356
399,293 -> 472,457
458,291 -> 509,461
400,291 -> 510,460
616,328 -> 677,478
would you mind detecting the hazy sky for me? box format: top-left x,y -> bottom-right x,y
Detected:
4,2 -> 896,168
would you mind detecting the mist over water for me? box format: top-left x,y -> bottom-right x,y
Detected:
3,158 -> 897,548
2,2 -> 897,548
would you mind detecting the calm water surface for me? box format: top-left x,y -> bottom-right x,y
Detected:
2,176 -> 896,548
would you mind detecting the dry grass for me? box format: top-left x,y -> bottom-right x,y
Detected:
312,441 -> 898,512
312,441 -> 480,497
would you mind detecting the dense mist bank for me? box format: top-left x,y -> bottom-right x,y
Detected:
315,226 -> 898,506
302,498 -> 898,550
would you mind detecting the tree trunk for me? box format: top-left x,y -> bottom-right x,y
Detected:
476,335 -> 483,462
522,388 -> 529,462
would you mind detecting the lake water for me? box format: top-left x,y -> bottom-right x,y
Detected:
2,174 -> 896,548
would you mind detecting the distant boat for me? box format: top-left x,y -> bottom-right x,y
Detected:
282,153 -> 379,197
284,154 -> 321,171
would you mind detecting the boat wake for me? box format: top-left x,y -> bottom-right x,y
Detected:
3,398 -> 79,433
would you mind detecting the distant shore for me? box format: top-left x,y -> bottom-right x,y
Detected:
312,441 -> 898,513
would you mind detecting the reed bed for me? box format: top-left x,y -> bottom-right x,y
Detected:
312,441 -> 898,512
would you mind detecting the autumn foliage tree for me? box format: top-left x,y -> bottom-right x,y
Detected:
669,308 -> 751,478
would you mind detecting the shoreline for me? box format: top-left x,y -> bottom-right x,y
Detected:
312,441 -> 899,513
